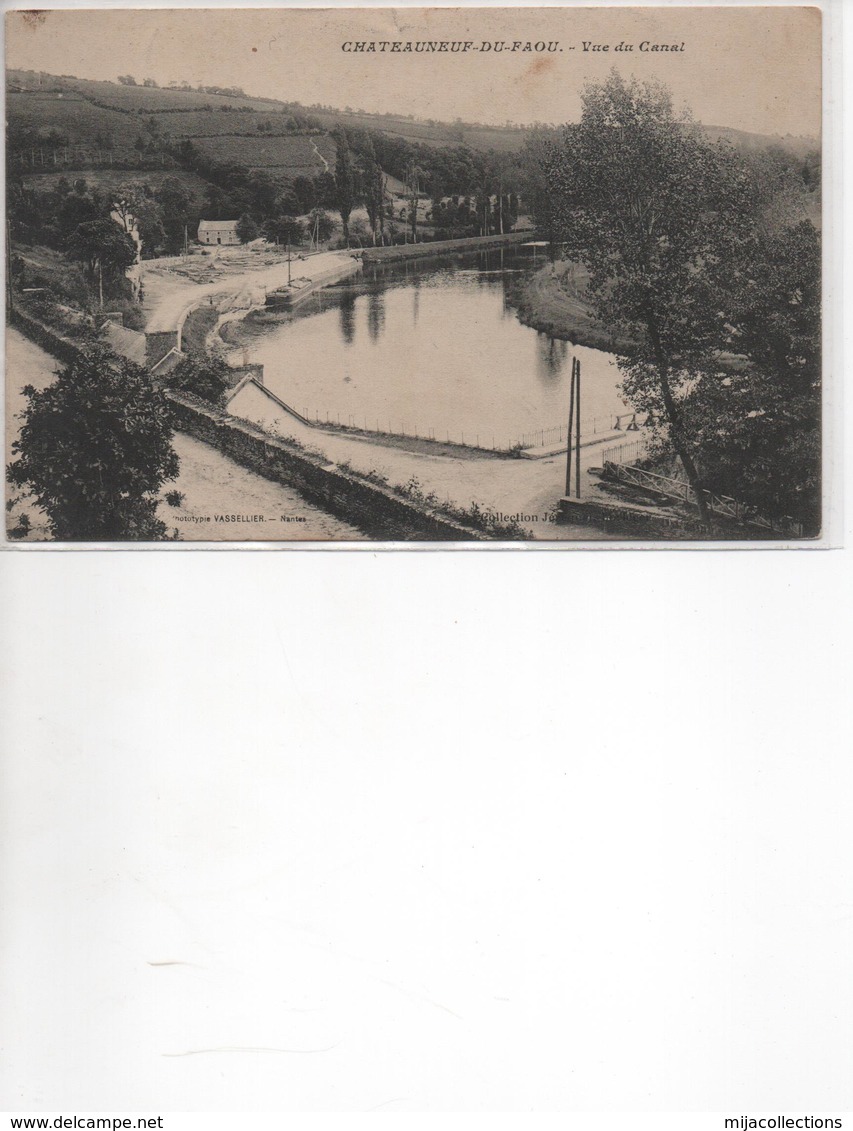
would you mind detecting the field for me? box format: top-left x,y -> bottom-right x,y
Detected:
9,70 -> 281,114
8,70 -> 819,188
7,91 -> 144,146
139,109 -> 297,137
296,105 -> 528,153
703,124 -> 819,159
191,134 -> 336,175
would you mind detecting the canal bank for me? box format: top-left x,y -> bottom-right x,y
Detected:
509,259 -> 637,354
360,229 -> 535,264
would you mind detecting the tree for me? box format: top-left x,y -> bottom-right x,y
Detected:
162,354 -> 231,404
235,212 -> 259,243
204,184 -> 235,221
245,171 -> 278,219
547,72 -> 755,521
133,199 -> 166,258
680,221 -> 821,533
262,216 -> 304,246
406,162 -> 426,243
274,187 -> 302,217
111,184 -> 143,234
308,208 -> 335,244
292,175 -> 316,213
314,171 -> 338,209
155,177 -> 192,254
56,191 -> 101,241
7,345 -> 179,540
66,219 -> 137,304
333,129 -> 356,247
361,135 -> 385,246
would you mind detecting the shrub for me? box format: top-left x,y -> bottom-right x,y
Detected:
162,354 -> 231,404
7,344 -> 179,541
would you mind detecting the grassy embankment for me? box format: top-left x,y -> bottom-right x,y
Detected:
511,260 -> 636,354
512,260 -> 750,376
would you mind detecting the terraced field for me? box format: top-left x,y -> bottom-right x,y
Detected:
191,133 -> 337,175
9,72 -> 282,115
8,80 -> 339,176
142,109 -> 297,137
7,91 -> 144,145
295,106 -> 528,153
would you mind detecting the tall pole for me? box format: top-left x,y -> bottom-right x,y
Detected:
6,220 -> 14,315
565,356 -> 576,497
574,358 -> 582,499
287,243 -> 291,286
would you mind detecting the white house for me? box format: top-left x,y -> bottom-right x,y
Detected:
198,219 -> 241,246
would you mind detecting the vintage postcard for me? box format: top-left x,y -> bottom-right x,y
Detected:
4,6 -> 823,544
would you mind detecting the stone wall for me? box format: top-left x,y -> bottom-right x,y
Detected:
9,308 -> 85,366
361,230 -> 535,264
557,496 -> 774,540
167,391 -> 488,542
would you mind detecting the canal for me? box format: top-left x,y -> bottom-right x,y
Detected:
228,246 -> 631,450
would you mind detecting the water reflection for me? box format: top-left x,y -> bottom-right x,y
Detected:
535,333 -> 569,381
239,247 -> 628,447
338,291 -> 356,345
367,290 -> 385,343
411,278 -> 421,328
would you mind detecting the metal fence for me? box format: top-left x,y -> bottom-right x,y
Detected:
295,408 -> 645,453
515,411 -> 642,451
601,439 -> 649,466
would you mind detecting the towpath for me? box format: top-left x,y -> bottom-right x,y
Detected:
142,248 -> 357,335
225,396 -> 631,541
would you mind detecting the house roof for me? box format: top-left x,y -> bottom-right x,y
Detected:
198,219 -> 240,232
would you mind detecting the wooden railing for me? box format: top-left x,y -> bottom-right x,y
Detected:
603,459 -> 804,536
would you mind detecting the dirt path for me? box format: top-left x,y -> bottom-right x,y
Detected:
4,327 -> 365,544
227,399 -> 630,541
160,433 -> 364,542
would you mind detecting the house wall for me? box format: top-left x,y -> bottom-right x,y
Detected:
198,227 -> 240,246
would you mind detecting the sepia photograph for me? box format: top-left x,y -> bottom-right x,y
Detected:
4,6 -> 823,544
2,6 -> 850,1120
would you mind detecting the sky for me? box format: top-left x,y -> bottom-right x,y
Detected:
5,6 -> 822,138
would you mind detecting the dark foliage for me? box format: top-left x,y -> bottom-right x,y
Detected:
162,353 -> 232,404
7,345 -> 179,540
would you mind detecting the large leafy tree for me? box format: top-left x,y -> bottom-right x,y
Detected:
155,177 -> 193,253
7,345 -> 179,541
547,71 -> 756,521
235,212 -> 259,243
333,129 -> 356,247
133,199 -> 167,258
361,135 -> 386,246
681,221 -> 821,533
262,216 -> 305,247
66,219 -> 137,303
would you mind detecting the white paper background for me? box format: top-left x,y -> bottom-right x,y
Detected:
1,0 -> 851,1117
2,549 -> 852,1112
